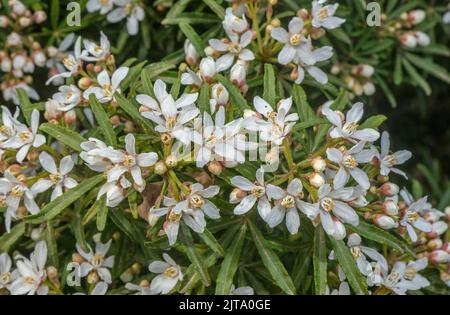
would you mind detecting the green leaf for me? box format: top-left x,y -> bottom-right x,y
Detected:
25,175 -> 104,224
328,28 -> 351,45
71,209 -> 89,252
330,88 -> 348,111
50,0 -> 59,29
374,75 -> 398,108
89,94 -> 117,147
120,61 -> 147,91
199,228 -> 224,257
359,115 -> 387,130
313,227 -> 327,295
263,64 -> 276,106
292,85 -> 314,121
203,0 -> 225,19
39,123 -> 86,152
0,222 -> 25,252
348,221 -> 416,257
179,22 -> 206,57
45,221 -> 59,268
170,76 -> 182,99
394,53 -> 403,85
115,94 -> 154,131
109,208 -> 142,243
292,247 -> 312,291
143,62 -> 176,80
405,53 -> 450,84
329,237 -> 368,295
215,223 -> 246,294
162,12 -> 220,25
180,224 -> 211,286
214,74 -> 250,112
96,197 -> 108,232
402,58 -> 431,95
198,83 -> 210,113
248,220 -> 296,295
82,196 -> 103,225
16,89 -> 44,125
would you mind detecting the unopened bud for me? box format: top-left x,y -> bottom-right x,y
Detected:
331,219 -> 346,240
110,115 -> 120,126
311,156 -> 326,172
124,121 -> 134,133
78,77 -> 92,90
400,32 -> 417,48
408,10 -> 426,25
309,172 -> 325,188
427,238 -> 443,251
46,266 -> 58,279
374,214 -> 397,229
131,263 -> 142,275
87,271 -> 100,284
208,161 -> 223,175
414,31 -> 430,47
382,199 -> 398,216
33,11 -> 47,24
230,188 -> 247,204
7,164 -> 22,176
120,268 -> 134,283
271,18 -> 281,28
211,83 -> 229,106
431,221 -> 448,236
154,161 -> 167,175
429,250 -> 449,264
165,154 -> 178,169
380,182 -> 399,197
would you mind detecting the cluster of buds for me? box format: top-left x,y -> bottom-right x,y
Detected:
382,9 -> 430,48
332,64 -> 376,97
0,0 -> 47,104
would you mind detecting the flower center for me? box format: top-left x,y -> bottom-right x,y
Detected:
321,197 -> 335,212
271,123 -> 283,138
205,134 -> 217,148
281,195 -> 296,208
0,196 -> 6,207
163,266 -> 178,278
100,0 -> 109,6
49,173 -> 63,184
102,83 -> 113,96
123,154 -> 136,167
165,116 -> 177,130
0,125 -> 13,137
267,111 -> 277,121
289,34 -> 302,46
91,253 -> 105,267
11,185 -> 24,198
0,272 -> 11,284
350,246 -> 362,259
406,211 -> 419,223
404,266 -> 417,281
19,131 -> 31,142
386,271 -> 401,287
251,186 -> 265,198
384,154 -> 397,166
62,57 -> 76,70
190,194 -> 204,208
343,155 -> 358,169
318,8 -> 329,20
168,210 -> 182,222
342,122 -> 359,134
125,3 -> 133,15
228,42 -> 241,54
25,276 -> 36,285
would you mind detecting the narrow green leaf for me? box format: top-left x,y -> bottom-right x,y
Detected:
51,0 -> 60,29
203,0 -> 225,19
405,53 -> 450,84
180,224 -> 211,286
109,209 -> 142,243
248,220 -> 296,295
179,22 -> 206,57
402,58 -> 431,95
292,85 -> 314,121
329,237 -> 368,295
120,61 -> 147,91
143,62 -> 176,80
313,227 -> 327,295
292,247 -> 312,291
25,175 -> 104,224
89,94 -> 117,147
215,223 -> 246,294
359,115 -> 387,130
162,13 -> 220,25
198,83 -> 210,113
39,123 -> 86,152
0,222 -> 25,252
374,74 -> 398,108
72,209 -> 89,252
115,94 -> 154,131
199,228 -> 224,257
263,64 -> 276,106
96,197 -> 108,231
394,53 -> 403,85
16,89 -> 44,125
170,76 -> 182,99
45,221 -> 59,268
330,88 -> 348,111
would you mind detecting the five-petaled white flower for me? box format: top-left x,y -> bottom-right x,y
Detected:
52,85 -> 82,111
383,258 -> 430,295
84,67 -> 129,103
322,102 -> 380,143
107,0 -> 145,36
9,241 -> 48,295
373,131 -> 412,179
31,152 -> 78,201
76,234 -> 114,284
399,196 -> 432,242
231,167 -> 271,219
0,252 -> 17,290
311,0 -> 346,30
271,17 -> 315,65
81,31 -> 111,62
86,0 -> 114,15
1,109 -> 46,163
46,36 -> 84,85
148,253 -> 183,295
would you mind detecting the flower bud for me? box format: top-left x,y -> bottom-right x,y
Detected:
72,253 -> 84,264
120,268 -> 134,283
0,15 -> 10,28
374,214 -> 398,229
363,82 -> 375,96
6,32 -> 21,47
208,161 -> 223,175
429,250 -> 450,264
331,219 -> 346,240
47,46 -> 58,58
409,10 -> 426,25
32,50 -> 46,67
414,31 -> 430,47
45,99 -> 63,121
12,1 -> 26,15
124,121 -> 135,133
184,40 -> 199,66
271,18 -> 281,28
400,33 -> 417,48
204,46 -> 215,57
47,266 -> 58,280
131,263 -> 142,275
354,64 -> 374,78
18,16 -> 31,27
380,182 -> 399,197
87,271 -> 100,284
431,221 -> 448,236
30,227 -> 42,241
427,238 -> 443,251
23,60 -> 35,73
309,172 -> 325,188
330,65 -> 340,75
382,199 -> 398,216
230,188 -> 246,204
165,154 -> 178,169
230,62 -> 247,87
64,110 -> 77,125
154,161 -> 168,175
34,10 -> 47,23
1,57 -> 11,72
12,54 -> 26,70
211,83 -> 229,106
297,9 -> 309,20
311,156 -> 326,172
199,57 -> 216,83
110,115 -> 120,126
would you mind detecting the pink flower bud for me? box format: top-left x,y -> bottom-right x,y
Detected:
429,250 -> 450,264
184,40 -> 199,66
32,50 -> 46,67
12,1 -> 26,15
380,182 -> 399,197
64,110 -> 77,125
382,199 -> 399,216
374,214 -> 398,229
211,83 -> 229,106
0,15 -> 10,28
400,33 -> 417,48
432,221 -> 448,236
408,10 -> 426,25
414,31 -> 430,47
427,238 -> 443,251
230,62 -> 247,87
33,10 -> 47,24
331,218 -> 346,240
199,57 -> 216,83
1,57 -> 12,72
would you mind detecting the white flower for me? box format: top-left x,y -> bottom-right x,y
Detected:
209,29 -> 254,72
31,152 -> 78,200
251,96 -> 299,145
9,241 -> 48,295
2,82 -> 39,105
0,253 -> 17,290
104,133 -> 158,192
83,67 -> 129,103
86,0 -> 114,14
230,284 -> 254,295
97,178 -> 129,207
181,57 -> 218,86
0,106 -> 20,143
138,79 -> 199,144
80,137 -> 115,172
326,141 -> 374,190
399,196 -> 432,242
76,234 -> 114,284
373,131 -> 412,179
148,253 -> 183,294
265,179 -> 307,235
0,109 -> 45,163
297,184 -> 359,238
107,0 -> 145,35
231,167 -> 271,219
383,258 -> 430,294
271,17 -> 315,65
46,36 -> 84,85
0,172 -> 39,233
293,38 -> 333,85
346,233 -> 388,277
52,84 -> 82,111
322,102 -> 380,143
311,0 -> 346,30
223,8 -> 249,35
184,40 -> 200,65
81,31 -> 111,62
